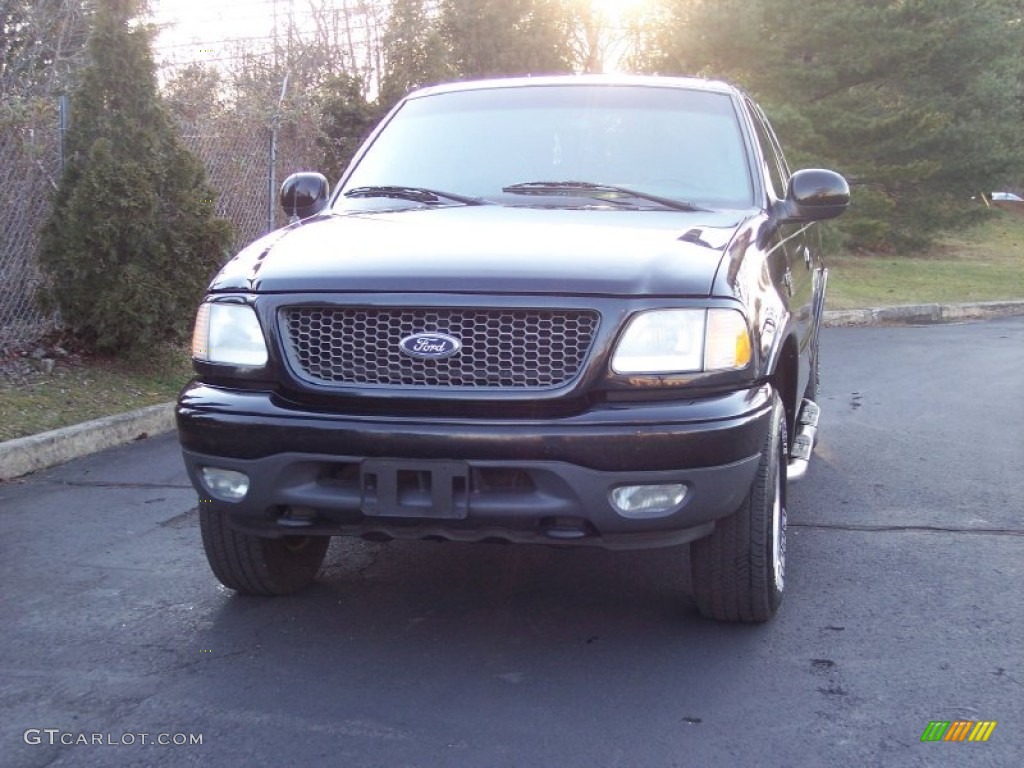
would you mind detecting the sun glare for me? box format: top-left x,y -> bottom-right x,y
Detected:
590,0 -> 650,23
586,0 -> 652,72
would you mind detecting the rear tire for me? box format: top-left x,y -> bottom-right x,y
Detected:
690,392 -> 787,622
200,508 -> 329,595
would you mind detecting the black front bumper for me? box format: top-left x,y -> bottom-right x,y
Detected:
177,383 -> 774,549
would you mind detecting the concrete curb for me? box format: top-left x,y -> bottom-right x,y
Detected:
0,403 -> 175,483
2,300 -> 1023,482
822,299 -> 1024,327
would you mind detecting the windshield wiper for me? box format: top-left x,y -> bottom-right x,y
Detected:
501,181 -> 706,212
344,185 -> 489,206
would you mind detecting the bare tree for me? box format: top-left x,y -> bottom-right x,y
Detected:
1,0 -> 93,101
301,0 -> 386,97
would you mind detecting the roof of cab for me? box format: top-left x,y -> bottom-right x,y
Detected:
404,74 -> 740,101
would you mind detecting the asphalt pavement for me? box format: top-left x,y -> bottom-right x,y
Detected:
1,315 -> 1022,767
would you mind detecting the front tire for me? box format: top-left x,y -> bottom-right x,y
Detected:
200,508 -> 329,595
690,392 -> 788,622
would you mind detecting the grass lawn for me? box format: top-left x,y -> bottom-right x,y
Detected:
826,210 -> 1024,309
1,211 -> 1023,443
0,344 -> 192,443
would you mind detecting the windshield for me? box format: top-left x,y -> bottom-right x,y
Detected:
338,84 -> 755,210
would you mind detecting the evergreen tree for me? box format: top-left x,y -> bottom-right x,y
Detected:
37,0 -> 232,356
439,0 -> 576,79
318,73 -> 379,176
641,0 -> 1024,250
378,0 -> 451,110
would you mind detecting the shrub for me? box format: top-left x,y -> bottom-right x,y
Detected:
37,0 -> 232,358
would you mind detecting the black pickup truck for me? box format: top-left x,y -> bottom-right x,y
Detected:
177,75 -> 848,622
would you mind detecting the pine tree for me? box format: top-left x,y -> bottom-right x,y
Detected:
439,0 -> 576,79
37,0 -> 232,356
641,0 -> 1024,250
378,0 -> 451,110
319,73 -> 378,176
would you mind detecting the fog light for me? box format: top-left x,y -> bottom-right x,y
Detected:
199,467 -> 250,502
610,484 -> 687,518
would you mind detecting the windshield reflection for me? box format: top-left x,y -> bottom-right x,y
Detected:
339,85 -> 755,211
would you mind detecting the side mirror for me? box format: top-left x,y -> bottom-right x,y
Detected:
781,169 -> 850,222
280,172 -> 330,221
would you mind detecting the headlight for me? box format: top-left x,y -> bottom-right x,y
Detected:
612,309 -> 751,374
191,302 -> 268,367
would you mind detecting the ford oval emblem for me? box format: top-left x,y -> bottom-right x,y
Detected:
399,332 -> 462,360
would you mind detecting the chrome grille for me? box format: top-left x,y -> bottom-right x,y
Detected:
281,307 -> 600,389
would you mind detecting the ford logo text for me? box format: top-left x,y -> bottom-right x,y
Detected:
399,333 -> 463,360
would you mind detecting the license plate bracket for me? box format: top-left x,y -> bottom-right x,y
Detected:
360,459 -> 470,519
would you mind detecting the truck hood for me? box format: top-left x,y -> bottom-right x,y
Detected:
209,205 -> 750,297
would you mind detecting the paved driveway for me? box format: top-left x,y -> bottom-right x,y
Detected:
2,318 -> 1022,767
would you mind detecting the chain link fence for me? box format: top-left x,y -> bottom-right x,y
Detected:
174,98 -> 332,248
177,113 -> 271,252
0,76 -> 331,356
0,100 -> 62,354
0,0 -> 386,356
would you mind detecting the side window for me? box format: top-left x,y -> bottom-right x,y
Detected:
745,100 -> 789,201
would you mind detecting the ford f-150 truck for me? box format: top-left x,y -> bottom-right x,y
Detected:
177,75 -> 849,622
